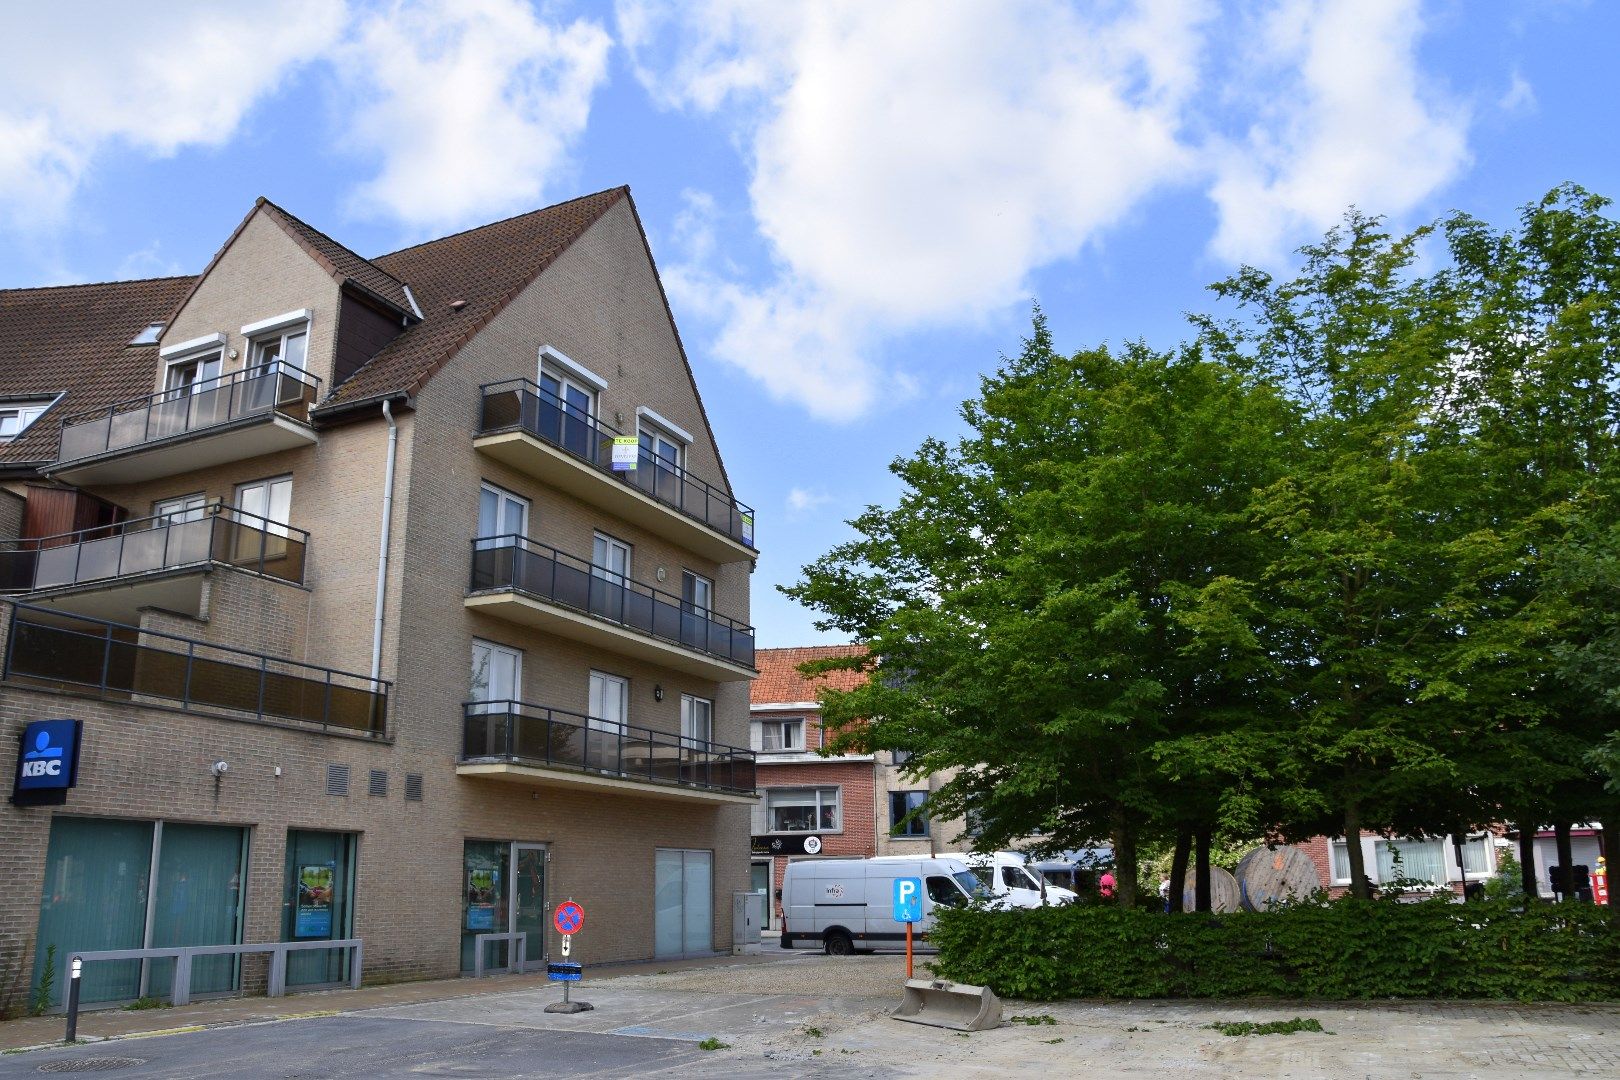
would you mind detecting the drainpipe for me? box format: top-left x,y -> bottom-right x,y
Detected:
370,400 -> 399,683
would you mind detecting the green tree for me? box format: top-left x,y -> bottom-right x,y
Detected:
787,315 -> 1289,905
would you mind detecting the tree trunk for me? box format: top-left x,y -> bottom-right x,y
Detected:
1110,813 -> 1139,907
1518,825 -> 1539,902
1194,831 -> 1213,913
1555,822 -> 1575,902
1168,832 -> 1191,914
1344,803 -> 1371,900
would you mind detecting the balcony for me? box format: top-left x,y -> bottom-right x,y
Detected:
49,364 -> 320,485
459,700 -> 756,803
467,535 -> 756,682
0,506 -> 307,623
2,603 -> 387,737
475,380 -> 756,563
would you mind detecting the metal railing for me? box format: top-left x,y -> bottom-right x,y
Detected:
479,379 -> 756,549
469,534 -> 756,669
0,505 -> 308,593
58,363 -> 321,464
64,939 -> 362,1011
3,603 -> 388,736
462,699 -> 757,795
472,932 -> 533,978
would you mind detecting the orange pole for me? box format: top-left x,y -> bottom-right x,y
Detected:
906,922 -> 913,979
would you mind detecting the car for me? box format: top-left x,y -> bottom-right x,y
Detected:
780,856 -> 992,955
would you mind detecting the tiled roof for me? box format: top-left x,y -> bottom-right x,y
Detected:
0,276 -> 197,469
259,200 -> 415,316
317,187 -> 626,411
751,645 -> 869,706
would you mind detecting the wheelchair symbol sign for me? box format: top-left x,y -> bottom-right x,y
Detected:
893,877 -> 923,923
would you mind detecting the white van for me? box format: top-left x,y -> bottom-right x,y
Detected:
962,851 -> 1078,908
780,857 -> 988,955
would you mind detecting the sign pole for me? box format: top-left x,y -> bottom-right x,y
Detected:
905,922 -> 913,980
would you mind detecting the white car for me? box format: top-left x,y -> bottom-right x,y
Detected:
962,851 -> 1078,907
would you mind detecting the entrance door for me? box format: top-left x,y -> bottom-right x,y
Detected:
511,844 -> 547,971
283,830 -> 356,987
750,860 -> 773,931
655,848 -> 713,958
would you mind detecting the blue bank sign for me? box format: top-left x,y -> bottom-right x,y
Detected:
11,719 -> 81,806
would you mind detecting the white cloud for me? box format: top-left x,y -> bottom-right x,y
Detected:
620,0 -> 1210,421
0,1 -> 344,231
1499,70 -> 1536,115
622,0 -> 1477,421
333,0 -> 611,233
1203,0 -> 1471,265
786,487 -> 833,516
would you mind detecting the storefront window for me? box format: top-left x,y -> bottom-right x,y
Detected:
461,840 -> 511,972
150,824 -> 248,996
283,830 -> 356,987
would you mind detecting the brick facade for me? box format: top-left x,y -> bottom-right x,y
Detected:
0,190 -> 756,1000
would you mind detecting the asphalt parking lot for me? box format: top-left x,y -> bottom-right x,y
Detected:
4,953 -> 1617,1078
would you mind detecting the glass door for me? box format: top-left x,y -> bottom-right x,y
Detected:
149,824 -> 248,996
33,818 -> 154,1007
462,840 -> 512,972
587,670 -> 627,772
282,830 -> 356,987
750,860 -> 773,931
511,845 -> 547,971
590,533 -> 631,621
655,848 -> 714,959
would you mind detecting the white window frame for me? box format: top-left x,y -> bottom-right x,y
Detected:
470,639 -> 523,713
477,482 -> 530,547
638,419 -> 685,473
162,349 -> 224,396
766,786 -> 841,834
588,670 -> 629,733
0,398 -> 56,442
591,532 -> 631,585
243,310 -> 311,376
634,406 -> 694,445
757,717 -> 805,752
681,694 -> 714,748
234,475 -> 293,535
538,347 -> 604,423
154,492 -> 209,525
681,570 -> 713,618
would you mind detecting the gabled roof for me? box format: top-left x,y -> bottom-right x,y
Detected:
751,645 -> 869,706
259,200 -> 415,317
317,187 -> 626,412
0,276 -> 196,469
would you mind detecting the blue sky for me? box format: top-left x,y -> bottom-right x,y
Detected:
2,1 -> 1617,647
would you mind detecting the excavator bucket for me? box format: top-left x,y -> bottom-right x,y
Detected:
889,978 -> 1003,1031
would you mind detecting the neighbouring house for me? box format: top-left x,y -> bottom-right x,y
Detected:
0,186 -> 759,1008
1296,831 -> 1503,897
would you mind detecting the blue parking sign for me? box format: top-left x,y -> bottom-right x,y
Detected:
893,877 -> 923,923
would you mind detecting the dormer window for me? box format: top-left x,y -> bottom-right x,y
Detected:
0,399 -> 55,442
242,310 -> 311,374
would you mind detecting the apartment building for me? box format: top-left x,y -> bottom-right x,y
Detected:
0,187 -> 758,1008
747,646 -> 970,929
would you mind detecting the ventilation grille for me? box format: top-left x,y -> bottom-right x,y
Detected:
326,764 -> 350,797
405,772 -> 424,802
368,769 -> 388,797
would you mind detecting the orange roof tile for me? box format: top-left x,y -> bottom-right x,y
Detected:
751,645 -> 868,706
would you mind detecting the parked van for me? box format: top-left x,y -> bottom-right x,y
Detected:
962,851 -> 1079,907
781,857 -> 989,955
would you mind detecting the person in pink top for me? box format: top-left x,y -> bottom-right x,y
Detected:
1099,870 -> 1116,899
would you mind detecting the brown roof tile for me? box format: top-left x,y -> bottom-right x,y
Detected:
317,187 -> 626,411
751,645 -> 869,706
0,276 -> 196,468
259,200 -> 415,316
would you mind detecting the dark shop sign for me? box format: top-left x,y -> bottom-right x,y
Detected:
751,834 -> 824,856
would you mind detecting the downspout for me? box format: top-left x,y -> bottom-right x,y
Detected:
370,400 -> 399,683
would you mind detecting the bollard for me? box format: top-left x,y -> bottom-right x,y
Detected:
64,956 -> 82,1043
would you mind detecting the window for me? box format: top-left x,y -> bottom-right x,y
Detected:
889,790 -> 929,837
470,640 -> 522,713
1375,838 -> 1446,886
588,670 -> 628,732
926,875 -> 968,908
476,483 -> 529,547
130,322 -> 165,346
639,423 -> 684,473
1460,834 -> 1492,876
0,400 -> 52,442
235,476 -> 293,533
767,787 -> 839,833
890,749 -> 914,767
681,571 -> 713,618
154,493 -> 208,525
1330,839 -> 1352,883
250,323 -> 308,374
591,532 -> 631,585
758,718 -> 804,752
681,695 -> 714,747
164,350 -> 222,394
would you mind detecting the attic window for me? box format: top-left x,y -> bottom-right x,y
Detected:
0,399 -> 55,442
130,322 -> 165,346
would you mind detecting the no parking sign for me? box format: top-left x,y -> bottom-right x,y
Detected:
554,901 -> 585,934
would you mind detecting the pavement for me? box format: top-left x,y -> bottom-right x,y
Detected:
3,951 -> 1618,1077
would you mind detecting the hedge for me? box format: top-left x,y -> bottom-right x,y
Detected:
928,898 -> 1620,1002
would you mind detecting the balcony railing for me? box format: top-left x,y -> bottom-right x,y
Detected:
479,380 -> 756,549
0,506 -> 308,594
2,604 -> 387,736
58,363 -> 320,465
469,535 -> 756,669
462,700 -> 756,794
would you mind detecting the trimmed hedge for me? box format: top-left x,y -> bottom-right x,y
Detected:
929,899 -> 1620,1002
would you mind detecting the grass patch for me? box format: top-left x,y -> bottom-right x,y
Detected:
1009,1014 -> 1056,1026
1043,1037 -> 1065,1044
1207,1017 -> 1327,1037
803,1025 -> 824,1037
122,996 -> 170,1011
698,1037 -> 730,1051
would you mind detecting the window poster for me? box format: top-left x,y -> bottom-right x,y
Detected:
467,867 -> 500,930
295,863 -> 336,938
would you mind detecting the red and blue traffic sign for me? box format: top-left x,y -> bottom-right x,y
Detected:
554,901 -> 585,935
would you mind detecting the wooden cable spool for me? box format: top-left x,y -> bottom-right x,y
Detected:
1178,865 -> 1242,913
1234,845 -> 1323,910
